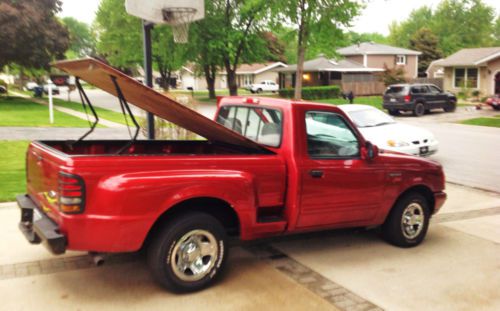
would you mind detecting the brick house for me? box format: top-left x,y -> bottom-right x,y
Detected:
337,42 -> 421,79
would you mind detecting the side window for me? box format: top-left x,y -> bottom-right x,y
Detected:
305,111 -> 359,158
429,85 -> 442,94
411,87 -> 420,94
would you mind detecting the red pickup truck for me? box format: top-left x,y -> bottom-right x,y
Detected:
18,59 -> 446,292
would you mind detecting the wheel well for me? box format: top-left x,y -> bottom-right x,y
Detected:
394,185 -> 435,214
143,197 -> 240,249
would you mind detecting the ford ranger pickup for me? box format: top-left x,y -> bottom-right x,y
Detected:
18,58 -> 447,292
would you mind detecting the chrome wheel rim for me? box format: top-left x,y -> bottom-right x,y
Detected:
170,229 -> 218,282
401,203 -> 425,239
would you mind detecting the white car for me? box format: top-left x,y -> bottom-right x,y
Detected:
338,104 -> 438,156
247,80 -> 279,93
25,82 -> 39,91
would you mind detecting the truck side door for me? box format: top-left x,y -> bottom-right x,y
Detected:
297,109 -> 386,228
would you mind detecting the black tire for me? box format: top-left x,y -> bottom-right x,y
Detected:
413,102 -> 425,117
444,100 -> 456,112
388,109 -> 400,116
493,105 -> 500,111
147,212 -> 228,292
382,192 -> 430,247
257,88 -> 263,93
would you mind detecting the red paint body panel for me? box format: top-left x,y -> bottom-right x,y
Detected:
25,97 -> 446,253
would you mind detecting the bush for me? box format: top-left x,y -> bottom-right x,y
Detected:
0,79 -> 7,87
279,85 -> 341,100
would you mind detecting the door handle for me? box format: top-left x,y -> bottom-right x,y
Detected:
309,170 -> 324,178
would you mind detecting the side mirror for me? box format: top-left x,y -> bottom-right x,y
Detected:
362,141 -> 379,160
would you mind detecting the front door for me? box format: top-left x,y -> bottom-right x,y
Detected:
297,110 -> 386,228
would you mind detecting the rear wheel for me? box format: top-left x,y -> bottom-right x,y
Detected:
257,88 -> 263,93
444,100 -> 456,112
388,109 -> 400,116
147,212 -> 228,292
413,103 -> 425,117
382,192 -> 430,247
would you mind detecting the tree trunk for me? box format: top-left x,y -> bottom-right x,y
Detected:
224,59 -> 238,96
204,64 -> 216,99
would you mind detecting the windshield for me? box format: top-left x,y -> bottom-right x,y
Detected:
347,108 -> 395,128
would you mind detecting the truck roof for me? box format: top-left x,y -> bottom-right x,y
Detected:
219,96 -> 342,112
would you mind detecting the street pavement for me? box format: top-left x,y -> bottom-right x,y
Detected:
396,108 -> 500,193
1,183 -> 499,310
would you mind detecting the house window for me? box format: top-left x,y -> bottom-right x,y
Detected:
454,68 -> 478,88
396,55 -> 406,65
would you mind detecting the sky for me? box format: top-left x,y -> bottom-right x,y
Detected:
60,0 -> 500,36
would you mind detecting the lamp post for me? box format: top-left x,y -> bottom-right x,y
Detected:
143,20 -> 155,140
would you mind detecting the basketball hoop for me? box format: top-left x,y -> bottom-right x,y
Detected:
126,0 -> 204,44
162,7 -> 197,43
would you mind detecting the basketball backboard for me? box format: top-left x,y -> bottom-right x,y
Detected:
125,0 -> 204,25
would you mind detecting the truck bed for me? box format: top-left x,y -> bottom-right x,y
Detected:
39,139 -> 272,156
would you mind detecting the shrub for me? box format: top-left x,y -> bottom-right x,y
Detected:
279,85 -> 341,100
0,79 -> 7,87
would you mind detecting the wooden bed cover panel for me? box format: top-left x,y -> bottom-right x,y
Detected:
53,58 -> 268,152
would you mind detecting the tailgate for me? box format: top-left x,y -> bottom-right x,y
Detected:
26,142 -> 70,223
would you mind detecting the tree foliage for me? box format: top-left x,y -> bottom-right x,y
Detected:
62,17 -> 96,58
94,0 -> 191,89
409,28 -> 443,75
271,0 -> 361,99
389,0 -> 497,56
377,64 -> 407,86
0,0 -> 70,69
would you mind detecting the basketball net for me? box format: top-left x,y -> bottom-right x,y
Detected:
162,8 -> 197,43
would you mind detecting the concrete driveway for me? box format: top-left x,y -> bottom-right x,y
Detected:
1,183 -> 499,311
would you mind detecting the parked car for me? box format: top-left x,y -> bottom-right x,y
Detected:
25,82 -> 39,91
339,104 -> 438,157
485,95 -> 500,110
43,83 -> 60,95
383,83 -> 457,117
247,80 -> 279,93
18,58 -> 446,293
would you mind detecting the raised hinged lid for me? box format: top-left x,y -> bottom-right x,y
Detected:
53,58 -> 270,153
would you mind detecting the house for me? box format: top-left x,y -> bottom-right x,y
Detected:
275,55 -> 385,95
337,42 -> 422,79
179,62 -> 287,91
426,59 -> 445,78
432,47 -> 500,96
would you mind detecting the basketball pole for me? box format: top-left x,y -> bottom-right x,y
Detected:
143,20 -> 155,140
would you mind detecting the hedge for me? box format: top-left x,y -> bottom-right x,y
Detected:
278,85 -> 341,100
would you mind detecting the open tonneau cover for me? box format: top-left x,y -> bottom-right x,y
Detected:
53,58 -> 270,153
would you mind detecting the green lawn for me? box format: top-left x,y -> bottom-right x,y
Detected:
0,96 -> 97,127
316,96 -> 383,110
0,141 -> 30,202
52,98 -> 139,125
460,116 -> 500,128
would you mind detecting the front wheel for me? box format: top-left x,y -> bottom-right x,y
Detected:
382,192 -> 430,247
147,212 -> 228,292
444,100 -> 456,112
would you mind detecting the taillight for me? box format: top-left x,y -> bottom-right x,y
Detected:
58,172 -> 85,214
404,95 -> 411,103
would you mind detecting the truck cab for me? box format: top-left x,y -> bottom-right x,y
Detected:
18,58 -> 446,293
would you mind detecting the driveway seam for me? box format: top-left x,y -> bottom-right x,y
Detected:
432,206 -> 500,223
245,245 -> 383,311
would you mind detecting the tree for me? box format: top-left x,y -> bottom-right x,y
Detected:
388,0 -> 497,56
342,32 -> 389,46
62,17 -> 96,58
203,0 -> 270,96
0,0 -> 70,69
409,28 -> 443,76
272,0 -> 360,99
377,64 -> 407,86
94,0 -> 142,69
388,6 -> 433,49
